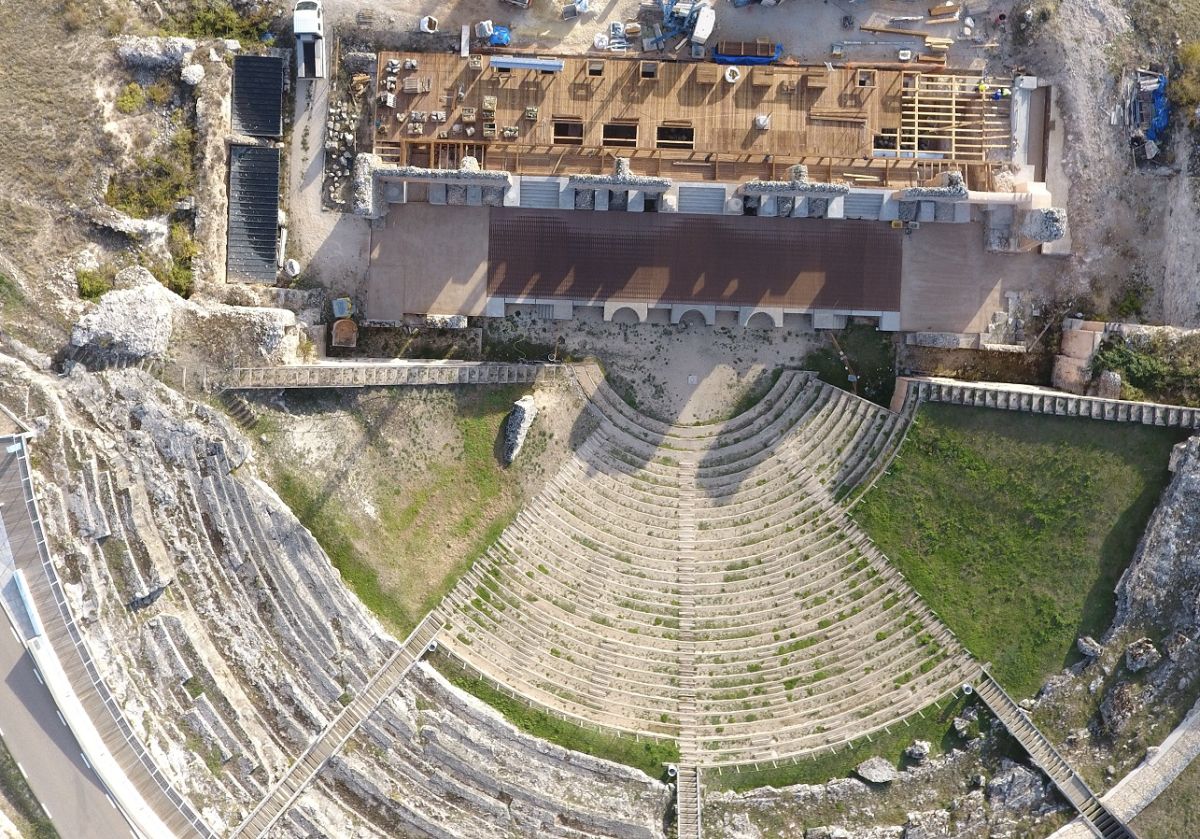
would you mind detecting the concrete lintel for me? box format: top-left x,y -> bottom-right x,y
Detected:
594,188 -> 609,211
627,190 -> 646,212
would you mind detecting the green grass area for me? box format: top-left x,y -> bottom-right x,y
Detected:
433,656 -> 678,777
804,323 -> 896,406
0,734 -> 57,838
273,387 -> 532,637
708,694 -> 985,791
854,404 -> 1184,698
1132,752 -> 1200,838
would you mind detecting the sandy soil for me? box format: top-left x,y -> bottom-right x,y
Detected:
287,76 -> 372,293
997,0 -> 1200,325
487,311 -> 826,422
327,0 -> 1008,65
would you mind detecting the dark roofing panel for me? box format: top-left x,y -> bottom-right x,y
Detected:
227,145 -> 280,284
487,209 -> 902,311
232,54 -> 285,137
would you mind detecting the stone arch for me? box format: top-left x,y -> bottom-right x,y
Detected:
745,310 -> 779,329
609,306 -> 643,324
677,308 -> 712,326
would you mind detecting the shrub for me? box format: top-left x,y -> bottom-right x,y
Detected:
168,221 -> 199,262
106,117 -> 195,218
115,82 -> 146,115
61,0 -> 89,31
1171,41 -> 1200,118
146,80 -> 175,108
175,1 -> 275,45
77,267 -> 115,301
152,260 -> 194,298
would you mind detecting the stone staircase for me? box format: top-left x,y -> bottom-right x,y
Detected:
676,765 -> 702,839
903,377 -> 1200,429
975,675 -> 1140,839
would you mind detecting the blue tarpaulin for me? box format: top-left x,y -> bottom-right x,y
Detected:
1146,73 -> 1169,142
490,26 -> 512,46
712,43 -> 783,65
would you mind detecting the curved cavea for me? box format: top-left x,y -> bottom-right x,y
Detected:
439,364 -> 976,767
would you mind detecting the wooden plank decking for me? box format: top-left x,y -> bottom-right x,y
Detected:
372,52 -> 1011,188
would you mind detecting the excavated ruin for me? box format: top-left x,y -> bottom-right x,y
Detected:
0,348 -> 671,836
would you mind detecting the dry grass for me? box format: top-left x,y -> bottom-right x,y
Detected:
0,12 -> 107,210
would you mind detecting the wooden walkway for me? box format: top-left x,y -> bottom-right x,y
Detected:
2,432 -> 215,839
976,674 -> 1140,839
232,616 -> 444,838
220,361 -> 567,390
64,347 -> 570,394
676,765 -> 702,839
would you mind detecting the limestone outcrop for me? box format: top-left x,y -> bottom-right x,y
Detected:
70,267 -> 300,366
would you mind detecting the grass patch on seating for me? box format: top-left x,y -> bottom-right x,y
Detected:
724,368 -> 784,421
434,656 -> 679,777
853,404 -> 1184,698
269,386 -> 545,638
1132,748 -> 1200,838
0,734 -> 58,838
804,323 -> 896,407
708,693 -> 979,791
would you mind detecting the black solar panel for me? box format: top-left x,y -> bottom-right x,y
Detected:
232,54 -> 285,137
227,145 -> 280,284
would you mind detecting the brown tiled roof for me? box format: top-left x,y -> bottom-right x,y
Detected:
487,209 -> 901,311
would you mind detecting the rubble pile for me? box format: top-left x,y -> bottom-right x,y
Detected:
325,99 -> 360,207
705,748 -> 1065,838
899,171 -> 969,201
279,664 -> 671,838
1020,207 -> 1068,242
116,35 -> 198,71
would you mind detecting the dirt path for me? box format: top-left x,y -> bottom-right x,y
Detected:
287,76 -> 371,294
488,313 -> 825,422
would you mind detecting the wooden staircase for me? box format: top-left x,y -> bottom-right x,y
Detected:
975,674 -> 1140,839
233,616 -> 444,837
676,765 -> 702,839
